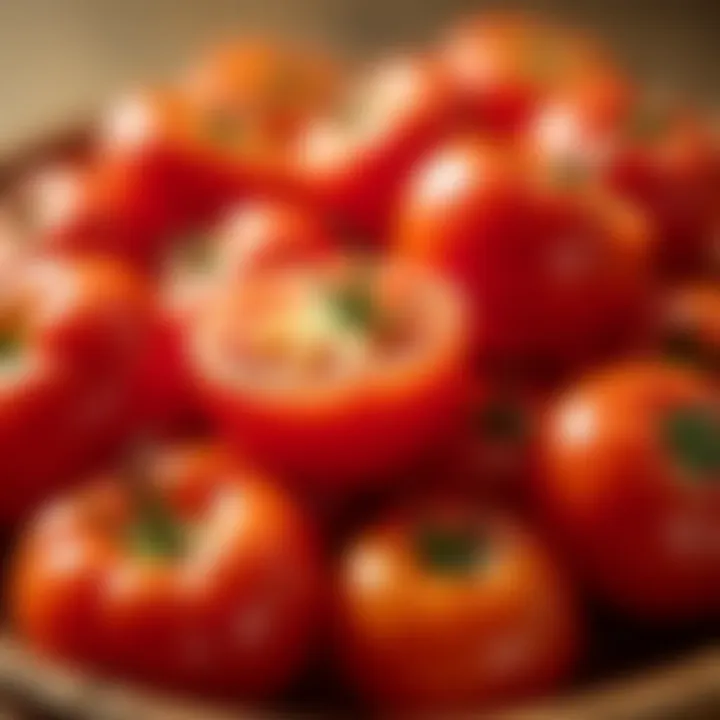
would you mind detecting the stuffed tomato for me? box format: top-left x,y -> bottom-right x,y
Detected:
191,257 -> 470,489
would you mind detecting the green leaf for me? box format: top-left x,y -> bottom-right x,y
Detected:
663,405 -> 720,480
125,445 -> 186,559
415,524 -> 485,575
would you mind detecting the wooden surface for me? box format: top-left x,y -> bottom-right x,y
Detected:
1,0 -> 720,156
0,637 -> 716,720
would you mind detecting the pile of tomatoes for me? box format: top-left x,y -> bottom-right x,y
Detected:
0,11 -> 718,714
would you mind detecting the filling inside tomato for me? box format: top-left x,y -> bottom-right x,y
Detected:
213,263 -> 450,390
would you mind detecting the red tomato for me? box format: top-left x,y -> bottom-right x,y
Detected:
0,256 -> 151,523
181,38 -> 340,144
139,200 -> 334,433
530,97 -> 720,275
10,442 -> 324,696
394,136 -> 653,370
438,12 -> 626,136
656,283 -> 720,376
294,54 -> 458,238
336,498 -> 581,711
190,257 -> 470,490
15,159 -> 177,270
97,87 -> 304,234
605,104 -> 720,275
538,362 -> 720,618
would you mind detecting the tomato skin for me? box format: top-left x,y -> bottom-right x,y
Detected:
294,54 -> 458,239
604,111 -> 720,276
394,136 -> 653,370
10,442 -> 324,697
336,500 -> 580,711
19,160 -> 178,271
0,256 -> 151,523
97,87 -> 307,239
537,362 -> 720,619
438,12 -> 626,136
190,259 -> 470,491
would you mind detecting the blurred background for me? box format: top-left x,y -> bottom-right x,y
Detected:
0,0 -> 718,156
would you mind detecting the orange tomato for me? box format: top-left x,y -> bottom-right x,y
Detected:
336,498 -> 581,711
538,362 -> 720,618
10,442 -> 324,697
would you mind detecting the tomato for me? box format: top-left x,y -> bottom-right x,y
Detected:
97,87 -> 304,236
438,12 -> 626,136
294,54 -> 458,238
181,38 -> 339,145
191,257 -> 470,490
538,362 -> 720,618
139,200 -> 333,433
530,97 -> 720,275
10,442 -> 324,696
394,135 -> 653,370
18,159 -> 178,271
0,256 -> 151,523
336,498 -> 580,711
656,283 -> 720,376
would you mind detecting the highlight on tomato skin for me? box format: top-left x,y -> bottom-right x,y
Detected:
334,498 -> 582,712
537,361 -> 720,620
189,256 -> 472,491
9,441 -> 326,698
